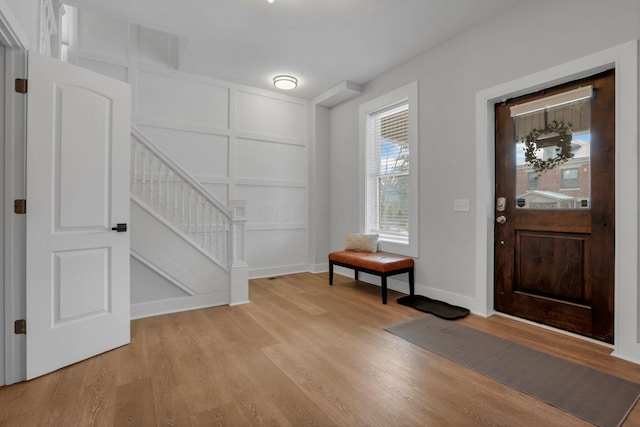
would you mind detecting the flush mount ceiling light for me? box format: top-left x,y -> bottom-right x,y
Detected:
273,75 -> 298,90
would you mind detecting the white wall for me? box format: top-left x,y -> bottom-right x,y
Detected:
68,9 -> 310,280
3,0 -> 37,49
308,105 -> 331,272
329,0 -> 640,337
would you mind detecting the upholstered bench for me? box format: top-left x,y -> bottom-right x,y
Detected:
328,251 -> 415,304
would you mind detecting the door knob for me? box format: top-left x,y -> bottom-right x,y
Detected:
496,215 -> 507,224
111,223 -> 128,232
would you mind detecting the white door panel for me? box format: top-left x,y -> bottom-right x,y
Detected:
57,85 -> 111,229
26,52 -> 131,380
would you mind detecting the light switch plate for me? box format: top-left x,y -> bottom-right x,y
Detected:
453,199 -> 470,212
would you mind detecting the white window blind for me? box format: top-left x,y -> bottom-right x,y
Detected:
366,102 -> 410,241
510,85 -> 592,117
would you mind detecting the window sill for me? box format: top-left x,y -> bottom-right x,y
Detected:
378,239 -> 417,258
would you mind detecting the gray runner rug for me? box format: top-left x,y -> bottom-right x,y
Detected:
386,316 -> 640,427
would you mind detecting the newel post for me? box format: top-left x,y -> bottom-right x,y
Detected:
229,200 -> 249,305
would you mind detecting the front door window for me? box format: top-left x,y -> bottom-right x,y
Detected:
514,94 -> 591,210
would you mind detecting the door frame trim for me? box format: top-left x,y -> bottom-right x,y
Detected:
474,40 -> 639,362
0,2 -> 28,385
2,49 -> 26,385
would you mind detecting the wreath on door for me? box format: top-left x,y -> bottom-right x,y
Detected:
521,120 -> 574,175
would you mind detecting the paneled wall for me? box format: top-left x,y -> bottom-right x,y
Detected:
69,9 -> 309,278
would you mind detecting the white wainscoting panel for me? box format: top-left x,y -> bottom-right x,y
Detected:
138,125 -> 229,177
76,57 -> 128,82
235,138 -> 306,182
201,183 -> 229,205
137,70 -> 229,130
137,26 -> 176,68
235,91 -> 306,141
235,185 -> 306,226
246,229 -> 307,276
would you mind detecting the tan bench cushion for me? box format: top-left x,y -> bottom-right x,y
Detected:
329,251 -> 414,273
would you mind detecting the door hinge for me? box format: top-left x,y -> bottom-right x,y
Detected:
14,199 -> 26,214
14,319 -> 26,335
15,78 -> 27,94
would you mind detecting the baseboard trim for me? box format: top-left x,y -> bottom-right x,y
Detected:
249,263 -> 308,279
331,268 -> 476,312
229,300 -> 250,306
131,291 -> 229,319
309,263 -> 329,273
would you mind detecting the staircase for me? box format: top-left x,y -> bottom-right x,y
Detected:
129,127 -> 248,318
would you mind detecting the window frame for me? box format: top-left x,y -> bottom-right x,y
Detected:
561,167 -> 580,189
359,81 -> 419,257
527,172 -> 538,190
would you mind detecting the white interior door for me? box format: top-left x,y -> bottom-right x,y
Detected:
25,52 -> 131,380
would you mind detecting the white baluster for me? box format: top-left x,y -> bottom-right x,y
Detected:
148,155 -> 155,205
165,170 -> 172,223
131,140 -> 138,194
196,195 -> 202,246
140,147 -> 147,201
207,203 -> 214,254
194,192 -> 200,243
186,187 -> 192,238
216,210 -> 222,262
174,174 -> 180,225
164,166 -> 171,219
200,197 -> 207,247
156,159 -> 163,212
226,216 -> 230,266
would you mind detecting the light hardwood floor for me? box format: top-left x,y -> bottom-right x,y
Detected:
2,272 -> 640,426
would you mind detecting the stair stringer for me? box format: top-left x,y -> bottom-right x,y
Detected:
130,198 -> 230,319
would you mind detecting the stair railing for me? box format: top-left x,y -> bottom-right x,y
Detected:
130,127 -> 247,301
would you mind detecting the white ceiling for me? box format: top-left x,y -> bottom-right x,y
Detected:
66,0 -> 525,100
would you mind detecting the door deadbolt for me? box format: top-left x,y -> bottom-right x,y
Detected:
496,215 -> 507,224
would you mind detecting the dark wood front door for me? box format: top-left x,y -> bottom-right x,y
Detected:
494,70 -> 615,343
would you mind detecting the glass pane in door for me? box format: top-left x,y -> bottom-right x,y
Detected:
514,97 -> 591,210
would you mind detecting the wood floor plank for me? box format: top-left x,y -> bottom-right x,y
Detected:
262,342 -> 388,426
73,352 -> 118,426
113,378 -> 157,427
191,400 -> 253,426
1,271 -> 639,426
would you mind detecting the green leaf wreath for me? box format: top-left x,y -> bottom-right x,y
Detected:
521,120 -> 574,175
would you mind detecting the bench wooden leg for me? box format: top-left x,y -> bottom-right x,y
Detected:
409,268 -> 415,295
355,269 -> 359,281
329,262 -> 334,285
381,275 -> 388,304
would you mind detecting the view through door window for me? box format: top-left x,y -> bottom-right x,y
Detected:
513,92 -> 592,210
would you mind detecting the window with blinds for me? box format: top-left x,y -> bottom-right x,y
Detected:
359,81 -> 418,256
365,102 -> 410,241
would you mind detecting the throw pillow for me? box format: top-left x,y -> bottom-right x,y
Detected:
345,233 -> 379,253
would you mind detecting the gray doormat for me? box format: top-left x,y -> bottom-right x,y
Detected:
397,294 -> 469,319
386,316 -> 640,427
